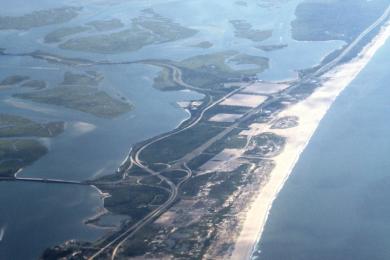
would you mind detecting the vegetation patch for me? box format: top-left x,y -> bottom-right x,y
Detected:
187,153 -> 215,171
0,75 -> 30,86
0,113 -> 64,138
181,172 -> 214,197
87,19 -> 124,32
205,129 -> 247,155
14,72 -> 133,118
256,44 -> 288,52
161,170 -> 188,185
245,132 -> 285,157
0,139 -> 47,177
30,51 -> 94,66
291,0 -> 389,42
0,7 -> 81,30
140,123 -> 225,164
21,80 -> 47,90
44,26 -> 90,43
230,20 -> 272,42
208,164 -> 251,206
153,67 -> 181,91
190,41 -> 213,49
99,184 -> 169,221
60,9 -> 197,53
229,54 -> 269,70
271,116 -> 299,129
174,51 -> 268,90
140,175 -> 162,186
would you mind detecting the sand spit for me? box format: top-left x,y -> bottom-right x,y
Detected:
230,21 -> 390,260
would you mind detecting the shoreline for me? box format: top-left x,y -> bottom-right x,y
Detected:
230,21 -> 390,260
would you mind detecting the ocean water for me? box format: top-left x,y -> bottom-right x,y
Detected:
253,34 -> 390,260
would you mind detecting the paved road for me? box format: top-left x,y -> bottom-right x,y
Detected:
92,64 -> 248,259
88,54 -> 253,259
88,60 -> 219,260
314,4 -> 390,77
0,176 -> 85,185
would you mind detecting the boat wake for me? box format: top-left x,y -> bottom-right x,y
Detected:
0,225 -> 6,242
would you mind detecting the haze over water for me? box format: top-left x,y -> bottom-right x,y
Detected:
254,36 -> 390,260
0,0 -> 345,259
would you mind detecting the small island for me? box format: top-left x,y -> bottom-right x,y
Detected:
190,41 -> 213,49
21,80 -> 47,90
0,113 -> 64,138
152,51 -> 269,91
0,113 -> 64,178
0,139 -> 48,177
0,7 -> 82,30
235,1 -> 248,7
230,20 -> 272,42
60,9 -> 198,53
14,71 -> 133,118
87,19 -> 124,32
44,26 -> 90,43
256,44 -> 288,52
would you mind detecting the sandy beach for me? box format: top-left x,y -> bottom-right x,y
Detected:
230,21 -> 390,260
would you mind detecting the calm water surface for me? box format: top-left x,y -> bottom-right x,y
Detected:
0,182 -> 103,260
